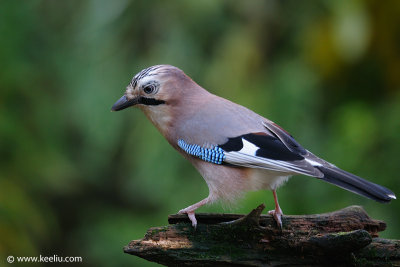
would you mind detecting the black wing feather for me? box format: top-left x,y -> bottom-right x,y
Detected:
220,134 -> 303,161
219,132 -> 322,176
262,121 -> 307,155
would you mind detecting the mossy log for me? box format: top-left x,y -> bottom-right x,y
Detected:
124,205 -> 400,266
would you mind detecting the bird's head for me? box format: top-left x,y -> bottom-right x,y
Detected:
111,65 -> 205,133
112,65 -> 185,111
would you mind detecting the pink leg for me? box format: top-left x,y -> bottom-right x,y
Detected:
268,190 -> 283,228
178,197 -> 210,228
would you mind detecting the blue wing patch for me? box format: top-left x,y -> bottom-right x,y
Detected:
178,139 -> 226,164
178,132 -> 321,177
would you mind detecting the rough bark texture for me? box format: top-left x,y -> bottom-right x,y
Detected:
124,205 -> 399,266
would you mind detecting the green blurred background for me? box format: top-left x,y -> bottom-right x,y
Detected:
1,0 -> 399,266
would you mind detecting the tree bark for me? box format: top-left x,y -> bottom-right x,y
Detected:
124,205 -> 399,266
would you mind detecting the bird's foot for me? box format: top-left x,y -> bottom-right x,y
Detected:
177,197 -> 210,228
268,208 -> 283,229
178,208 -> 197,228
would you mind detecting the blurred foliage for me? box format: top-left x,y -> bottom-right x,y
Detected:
1,0 -> 399,266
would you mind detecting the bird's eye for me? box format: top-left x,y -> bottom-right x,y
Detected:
143,85 -> 154,94
143,82 -> 158,94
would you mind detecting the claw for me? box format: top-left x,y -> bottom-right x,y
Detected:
187,212 -> 197,228
178,209 -> 185,214
268,209 -> 283,228
178,209 -> 198,228
177,197 -> 210,228
269,190 -> 283,228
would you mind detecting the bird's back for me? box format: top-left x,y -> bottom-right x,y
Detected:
174,92 -> 269,147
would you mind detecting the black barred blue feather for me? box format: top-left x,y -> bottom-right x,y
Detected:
177,131 -> 321,177
178,140 -> 225,165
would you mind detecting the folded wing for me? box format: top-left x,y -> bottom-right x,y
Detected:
177,119 -> 396,203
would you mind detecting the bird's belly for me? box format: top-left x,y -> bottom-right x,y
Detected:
189,157 -> 291,204
248,169 -> 291,191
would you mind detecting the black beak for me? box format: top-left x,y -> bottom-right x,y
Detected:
111,95 -> 139,111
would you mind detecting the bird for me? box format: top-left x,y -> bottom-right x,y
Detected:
111,65 -> 396,228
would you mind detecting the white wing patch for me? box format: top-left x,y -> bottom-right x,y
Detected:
223,137 -> 323,178
305,158 -> 322,166
238,138 -> 259,155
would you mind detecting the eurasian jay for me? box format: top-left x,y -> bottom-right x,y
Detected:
111,65 -> 396,228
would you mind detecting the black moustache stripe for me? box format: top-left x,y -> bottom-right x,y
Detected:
138,97 -> 166,106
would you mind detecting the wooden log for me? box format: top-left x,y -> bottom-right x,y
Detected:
124,205 -> 399,266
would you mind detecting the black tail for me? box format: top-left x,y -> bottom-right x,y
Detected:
316,166 -> 396,203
